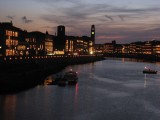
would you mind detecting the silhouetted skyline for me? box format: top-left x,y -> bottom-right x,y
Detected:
1,0 -> 160,43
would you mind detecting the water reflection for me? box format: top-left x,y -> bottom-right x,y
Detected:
44,76 -> 54,85
1,59 -> 160,120
74,83 -> 79,112
144,74 -> 147,88
1,95 -> 17,120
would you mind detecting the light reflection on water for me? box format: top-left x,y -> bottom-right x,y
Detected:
1,58 -> 160,120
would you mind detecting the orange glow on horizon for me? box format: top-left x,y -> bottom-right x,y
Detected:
97,35 -> 126,40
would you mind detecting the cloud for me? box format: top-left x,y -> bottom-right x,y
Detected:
33,0 -> 80,3
95,23 -> 160,44
97,35 -> 125,40
41,2 -> 160,26
6,15 -> 15,19
37,0 -> 160,43
105,15 -> 114,22
118,15 -> 125,21
22,16 -> 33,23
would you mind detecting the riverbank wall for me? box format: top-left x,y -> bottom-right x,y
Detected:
104,53 -> 160,62
0,55 -> 105,93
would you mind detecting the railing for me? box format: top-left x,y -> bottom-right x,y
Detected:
0,54 -> 101,63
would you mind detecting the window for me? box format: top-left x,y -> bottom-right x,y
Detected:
15,32 -> 18,37
6,49 -> 15,56
6,39 -> 11,46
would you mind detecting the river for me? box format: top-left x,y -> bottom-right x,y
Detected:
1,58 -> 160,120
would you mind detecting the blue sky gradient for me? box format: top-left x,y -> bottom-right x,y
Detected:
1,0 -> 160,43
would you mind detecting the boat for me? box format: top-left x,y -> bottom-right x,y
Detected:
57,77 -> 66,86
45,79 -> 55,85
143,67 -> 157,74
55,74 -> 66,86
44,77 -> 58,85
57,78 -> 66,86
64,69 -> 78,85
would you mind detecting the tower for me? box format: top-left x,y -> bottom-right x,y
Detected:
55,25 -> 66,51
91,25 -> 95,43
57,25 -> 65,37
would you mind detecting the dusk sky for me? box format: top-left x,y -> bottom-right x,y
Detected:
1,0 -> 160,43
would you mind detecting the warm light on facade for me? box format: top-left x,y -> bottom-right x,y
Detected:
6,30 -> 18,37
153,45 -> 160,54
54,50 -> 64,55
89,41 -> 93,46
122,47 -> 125,53
90,51 -> 94,55
45,41 -> 53,55
5,30 -> 19,56
17,45 -> 26,50
77,40 -> 83,43
66,40 -> 68,50
6,49 -> 15,56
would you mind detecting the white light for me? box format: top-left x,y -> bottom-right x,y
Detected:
47,53 -> 55,55
90,51 -> 93,55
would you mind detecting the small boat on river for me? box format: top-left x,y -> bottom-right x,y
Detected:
143,67 -> 157,74
55,74 -> 66,86
64,69 -> 78,85
45,79 -> 55,85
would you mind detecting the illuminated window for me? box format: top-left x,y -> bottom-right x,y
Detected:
6,49 -> 15,56
54,50 -> 64,55
66,40 -> 68,50
6,39 -> 11,46
6,30 -> 18,37
26,51 -> 29,55
8,31 -> 12,36
12,40 -> 18,46
89,41 -> 93,46
15,32 -> 18,37
20,51 -> 23,56
11,40 -> 13,45
26,38 -> 29,42
17,45 -> 26,50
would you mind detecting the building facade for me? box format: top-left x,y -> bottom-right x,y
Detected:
0,21 -> 24,56
25,31 -> 54,56
65,36 -> 91,55
0,22 -> 95,57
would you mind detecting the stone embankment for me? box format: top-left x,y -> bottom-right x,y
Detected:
0,55 -> 105,93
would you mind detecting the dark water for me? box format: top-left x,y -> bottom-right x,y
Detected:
1,58 -> 160,120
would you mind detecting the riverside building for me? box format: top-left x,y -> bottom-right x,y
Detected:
0,21 -> 95,57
